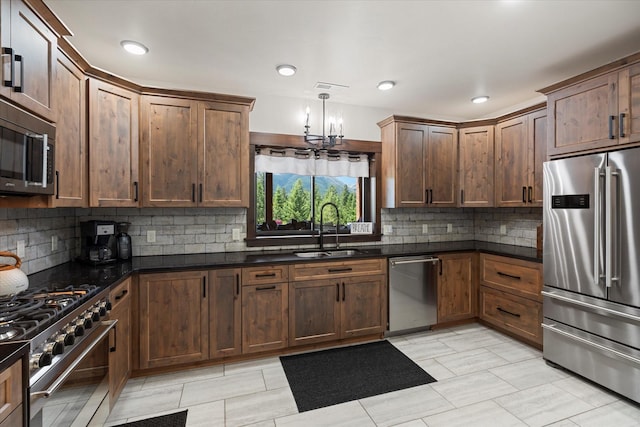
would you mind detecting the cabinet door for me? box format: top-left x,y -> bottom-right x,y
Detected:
139,271 -> 208,369
395,123 -> 428,206
88,79 -> 139,207
51,50 -> 87,207
618,63 -> 640,145
140,96 -> 198,207
528,110 -> 547,206
437,253 -> 476,323
210,269 -> 242,358
242,282 -> 288,353
198,101 -> 249,207
496,116 -> 529,206
547,73 -> 618,156
0,359 -> 21,425
459,126 -> 494,207
340,275 -> 386,338
4,0 -> 56,120
109,279 -> 131,406
427,126 -> 457,207
289,279 -> 341,346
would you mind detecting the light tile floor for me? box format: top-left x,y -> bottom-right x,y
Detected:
103,324 -> 640,426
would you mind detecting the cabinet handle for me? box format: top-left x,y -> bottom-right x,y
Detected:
425,189 -> 429,204
497,271 -> 521,280
255,272 -> 277,278
14,54 -> 22,93
256,285 -> 276,291
192,183 -> 196,202
342,282 -> 345,301
460,189 -> 464,204
528,186 -> 532,203
328,267 -> 352,273
114,289 -> 128,301
609,115 -> 615,139
439,258 -> 443,276
110,324 -> 117,353
199,183 -> 203,203
429,189 -> 433,204
202,276 -> 207,298
522,186 -> 526,203
336,283 -> 340,302
497,307 -> 521,318
55,171 -> 60,199
235,273 -> 240,298
133,181 -> 139,202
620,113 -> 626,138
2,47 -> 13,87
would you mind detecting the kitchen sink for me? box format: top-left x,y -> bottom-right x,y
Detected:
293,249 -> 362,258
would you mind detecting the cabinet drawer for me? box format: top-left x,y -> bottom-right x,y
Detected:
480,254 -> 542,301
0,360 -> 22,424
242,265 -> 288,286
480,286 -> 542,345
289,258 -> 386,281
110,278 -> 131,310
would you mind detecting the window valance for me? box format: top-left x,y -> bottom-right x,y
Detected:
254,148 -> 369,177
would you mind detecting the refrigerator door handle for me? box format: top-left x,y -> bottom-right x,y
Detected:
594,167 -> 603,286
605,166 -> 621,288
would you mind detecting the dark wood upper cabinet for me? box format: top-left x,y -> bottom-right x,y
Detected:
380,118 -> 457,208
88,78 -> 139,207
0,0 -> 57,121
458,125 -> 494,207
544,60 -> 640,157
495,109 -> 546,207
51,49 -> 87,207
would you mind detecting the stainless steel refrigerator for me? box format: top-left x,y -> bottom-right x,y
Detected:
543,148 -> 640,403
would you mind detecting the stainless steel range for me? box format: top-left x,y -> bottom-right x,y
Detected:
0,283 -> 116,426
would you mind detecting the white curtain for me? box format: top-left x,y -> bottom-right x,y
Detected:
254,148 -> 369,178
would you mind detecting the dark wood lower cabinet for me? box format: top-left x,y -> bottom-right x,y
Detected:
341,275 -> 386,337
241,282 -> 288,354
109,278 -> 131,406
138,271 -> 209,369
437,253 -> 477,323
210,269 -> 242,358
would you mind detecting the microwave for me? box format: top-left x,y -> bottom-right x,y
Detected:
0,100 -> 55,196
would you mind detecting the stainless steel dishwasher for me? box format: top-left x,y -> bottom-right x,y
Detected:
387,255 -> 439,335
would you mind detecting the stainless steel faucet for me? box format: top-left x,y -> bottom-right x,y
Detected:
319,202 -> 340,250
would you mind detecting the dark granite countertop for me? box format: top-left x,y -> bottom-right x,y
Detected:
26,240 -> 541,292
0,341 -> 29,371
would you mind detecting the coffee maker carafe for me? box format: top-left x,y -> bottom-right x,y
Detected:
116,222 -> 132,260
80,221 -> 117,264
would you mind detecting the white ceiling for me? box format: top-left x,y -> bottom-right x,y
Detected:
44,0 -> 640,121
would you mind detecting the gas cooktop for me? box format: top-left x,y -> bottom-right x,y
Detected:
0,284 -> 101,342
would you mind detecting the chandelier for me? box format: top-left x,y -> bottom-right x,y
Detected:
304,93 -> 343,148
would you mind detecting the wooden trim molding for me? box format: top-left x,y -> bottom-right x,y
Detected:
250,132 -> 382,153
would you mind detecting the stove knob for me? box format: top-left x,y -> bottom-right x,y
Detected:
105,301 -> 112,311
30,352 -> 52,369
98,303 -> 107,316
91,309 -> 101,322
83,313 -> 93,329
57,332 -> 75,346
73,320 -> 85,336
64,326 -> 78,342
44,341 -> 64,356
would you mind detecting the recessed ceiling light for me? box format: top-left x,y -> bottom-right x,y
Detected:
377,81 -> 395,91
471,96 -> 490,104
120,40 -> 149,55
276,64 -> 297,77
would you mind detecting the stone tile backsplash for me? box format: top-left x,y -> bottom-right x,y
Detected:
1,206 -> 542,275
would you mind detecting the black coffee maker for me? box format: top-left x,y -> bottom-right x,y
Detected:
79,220 -> 118,264
116,222 -> 132,260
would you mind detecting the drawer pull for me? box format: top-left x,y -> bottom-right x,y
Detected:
328,267 -> 352,273
336,283 -> 340,302
255,272 -> 277,278
114,289 -> 128,301
497,307 -> 521,318
497,271 -> 521,280
256,285 -> 276,291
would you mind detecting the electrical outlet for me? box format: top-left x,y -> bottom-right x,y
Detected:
232,228 -> 241,241
422,224 -> 429,234
500,224 -> 507,235
383,225 -> 392,234
51,235 -> 58,251
16,240 -> 25,258
447,224 -> 453,233
147,230 -> 156,243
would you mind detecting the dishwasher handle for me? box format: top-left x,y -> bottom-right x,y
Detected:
390,257 -> 439,267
